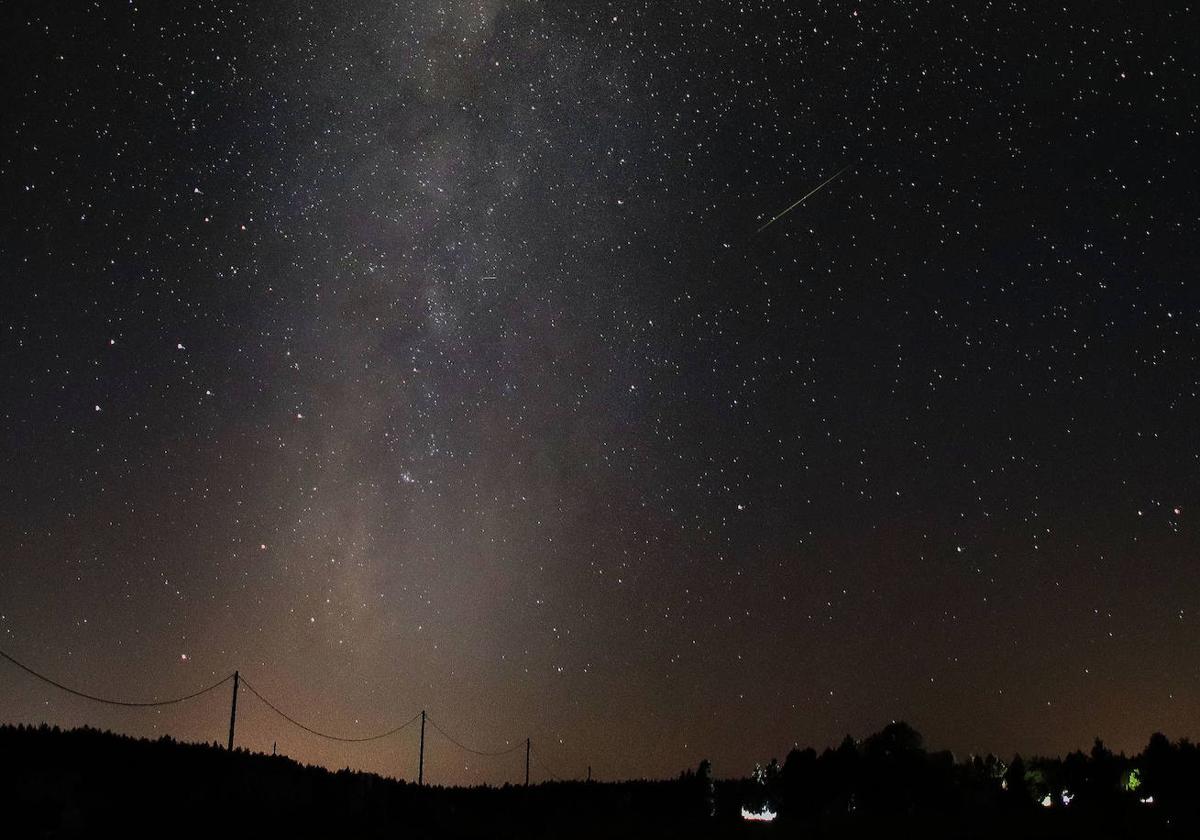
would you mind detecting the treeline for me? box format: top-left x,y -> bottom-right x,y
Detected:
0,723 -> 719,839
2,721 -> 1199,837
725,721 -> 1200,837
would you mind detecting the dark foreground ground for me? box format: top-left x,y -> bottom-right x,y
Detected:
1,723 -> 1195,838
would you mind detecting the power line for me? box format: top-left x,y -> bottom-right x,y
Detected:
1,646 -> 576,781
238,676 -> 421,743
0,646 -> 234,708
530,745 -> 562,782
425,714 -> 524,757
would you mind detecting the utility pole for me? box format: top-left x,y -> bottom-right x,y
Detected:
227,670 -> 239,751
418,710 -> 426,786
525,737 -> 530,786
587,765 -> 592,783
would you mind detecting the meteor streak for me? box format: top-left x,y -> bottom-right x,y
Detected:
755,163 -> 853,234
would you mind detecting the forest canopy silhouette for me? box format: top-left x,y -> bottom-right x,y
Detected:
4,721 -> 1198,838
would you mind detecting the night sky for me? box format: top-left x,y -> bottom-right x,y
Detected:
1,2 -> 1197,785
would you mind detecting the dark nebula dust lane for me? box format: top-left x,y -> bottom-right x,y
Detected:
0,2 -> 1197,784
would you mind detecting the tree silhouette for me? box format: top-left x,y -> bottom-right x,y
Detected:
5,721 -> 1200,838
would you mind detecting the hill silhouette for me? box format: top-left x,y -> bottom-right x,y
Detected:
2,721 -> 1197,838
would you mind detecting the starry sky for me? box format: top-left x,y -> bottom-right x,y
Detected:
1,1 -> 1197,784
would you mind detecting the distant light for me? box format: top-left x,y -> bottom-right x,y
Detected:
1041,795 -> 1053,808
1061,790 -> 1074,806
741,805 -> 777,822
1140,795 -> 1154,805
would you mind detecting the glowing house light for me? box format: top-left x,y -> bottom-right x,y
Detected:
741,805 -> 778,822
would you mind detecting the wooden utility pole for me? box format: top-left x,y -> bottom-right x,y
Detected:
525,737 -> 530,786
227,670 -> 239,751
418,710 -> 426,786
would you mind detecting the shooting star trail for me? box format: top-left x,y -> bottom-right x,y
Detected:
755,163 -> 854,234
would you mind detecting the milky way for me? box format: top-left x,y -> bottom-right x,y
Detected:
1,2 -> 1197,784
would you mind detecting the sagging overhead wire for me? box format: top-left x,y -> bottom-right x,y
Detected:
0,646 -> 234,707
530,747 -> 562,782
425,714 -> 523,757
238,676 -> 421,743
